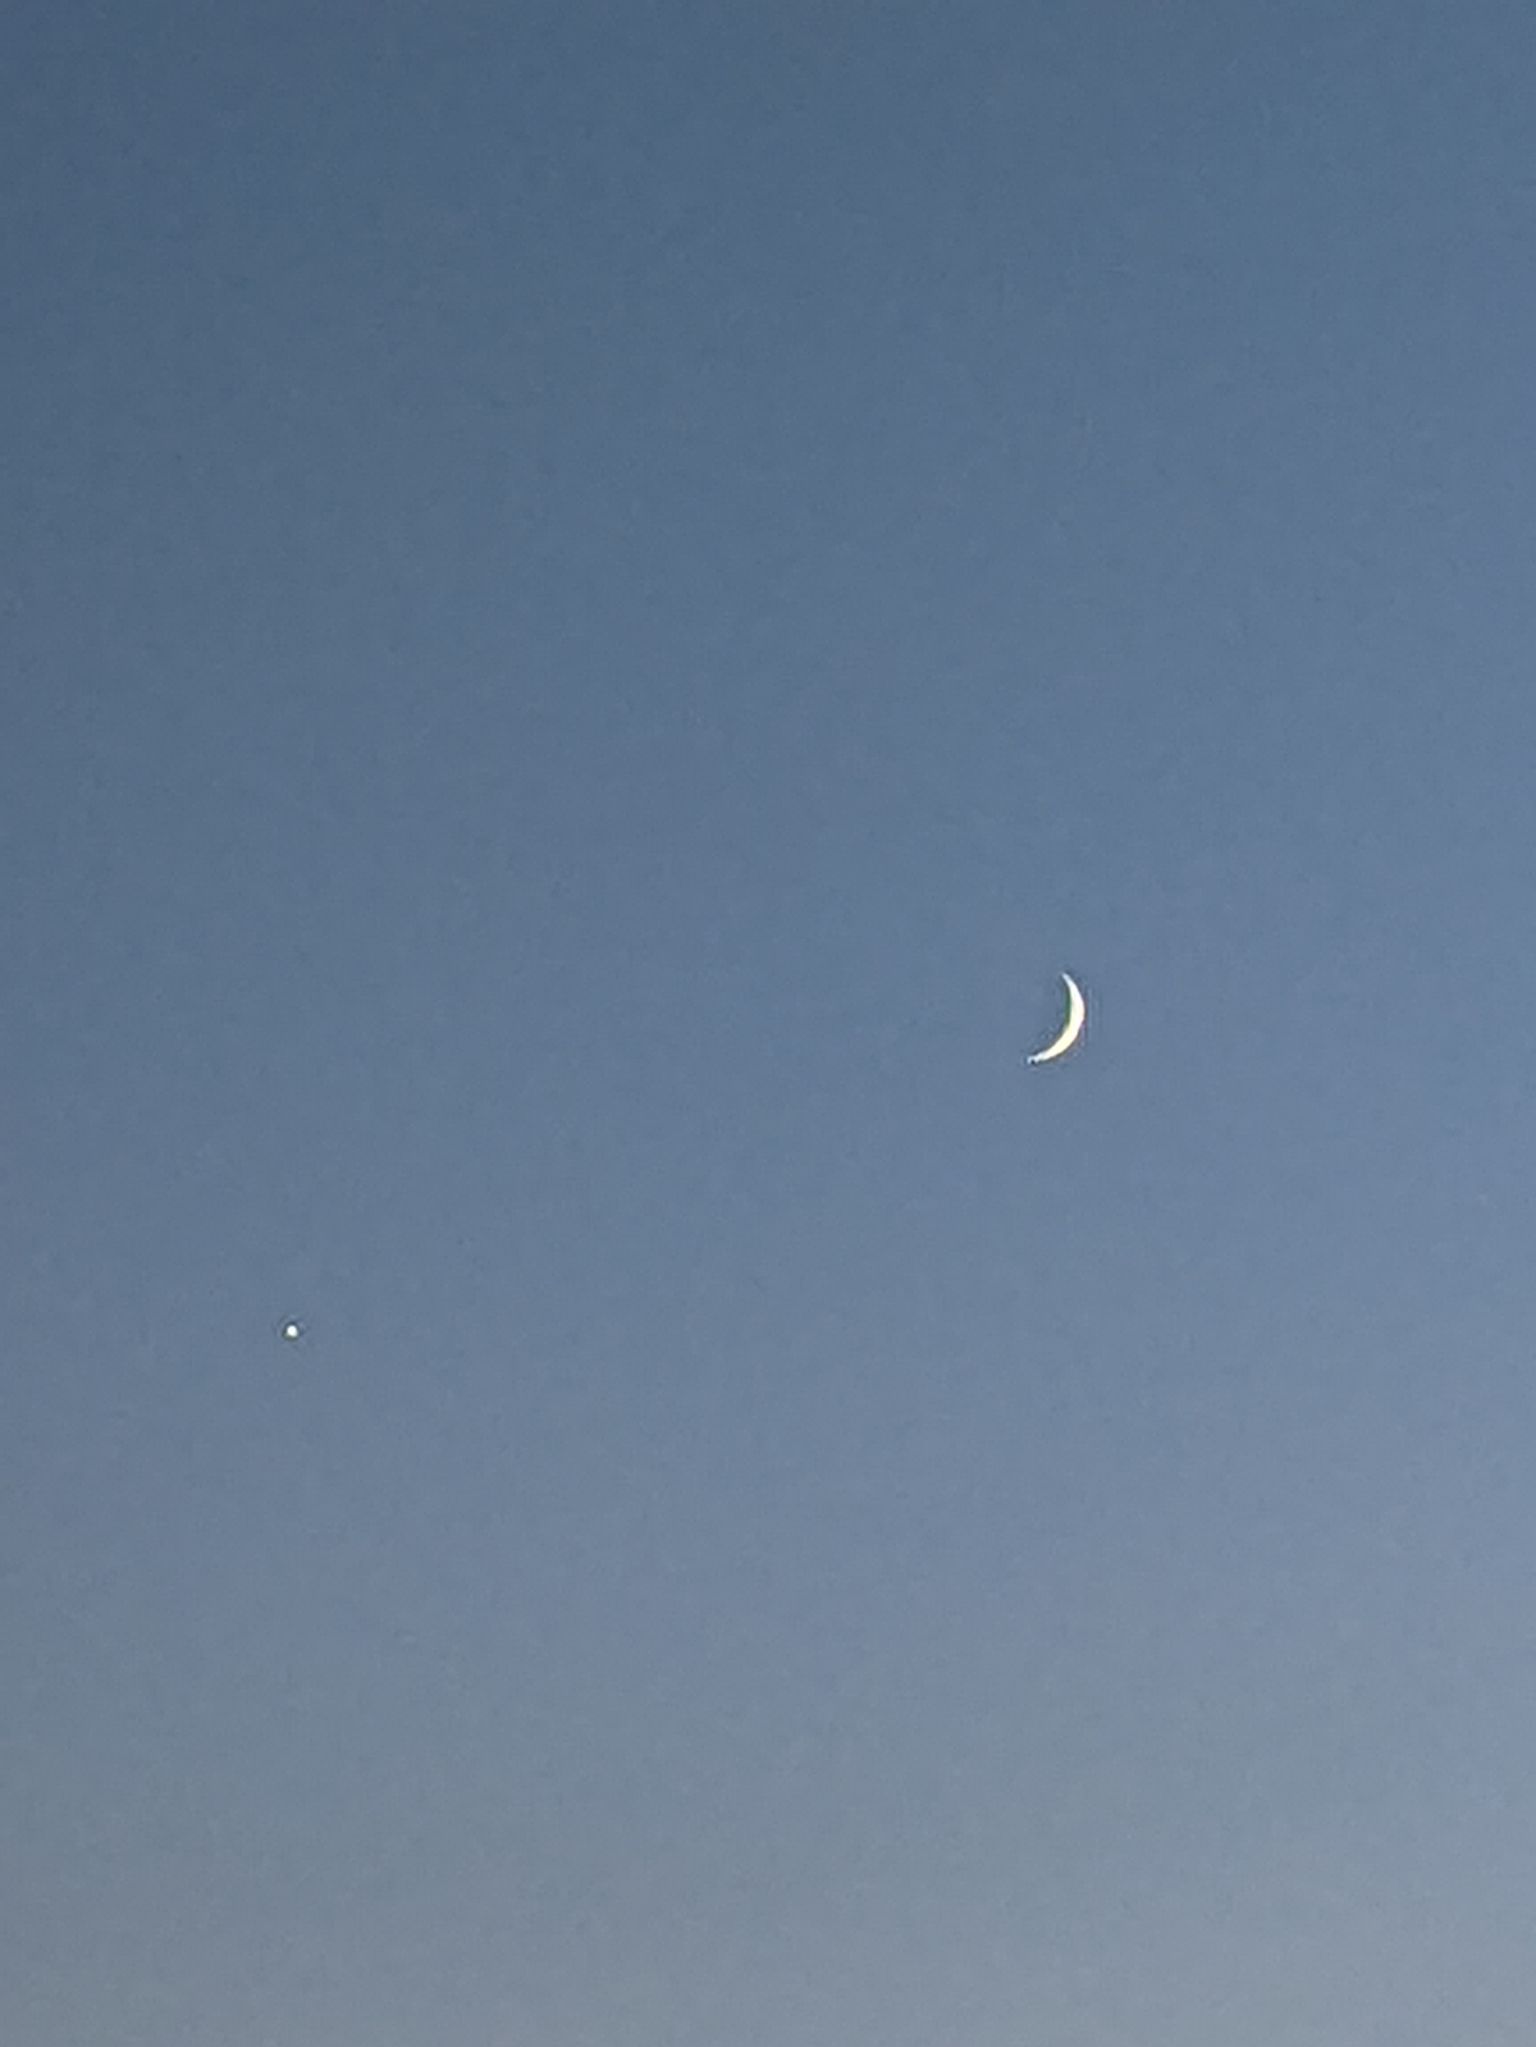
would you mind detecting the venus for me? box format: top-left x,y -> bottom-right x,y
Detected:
1026,973 -> 1086,1066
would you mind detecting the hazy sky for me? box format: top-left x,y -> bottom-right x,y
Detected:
7,3 -> 1536,2040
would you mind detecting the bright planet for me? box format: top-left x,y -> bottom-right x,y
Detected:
1026,972 -> 1087,1066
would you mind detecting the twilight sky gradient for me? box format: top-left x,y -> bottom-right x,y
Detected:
7,3 -> 1536,2040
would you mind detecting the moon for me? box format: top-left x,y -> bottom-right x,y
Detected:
1026,972 -> 1086,1065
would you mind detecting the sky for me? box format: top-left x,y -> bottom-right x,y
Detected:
5,2 -> 1536,2040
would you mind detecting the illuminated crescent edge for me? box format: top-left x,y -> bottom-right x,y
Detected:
1027,972 -> 1086,1064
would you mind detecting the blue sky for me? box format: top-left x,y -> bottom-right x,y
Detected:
6,2 -> 1536,2039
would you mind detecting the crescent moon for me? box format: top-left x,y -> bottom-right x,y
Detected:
1026,972 -> 1086,1065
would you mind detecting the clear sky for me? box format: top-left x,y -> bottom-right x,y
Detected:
6,3 -> 1536,2040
